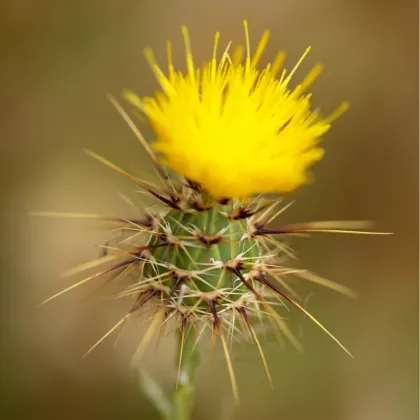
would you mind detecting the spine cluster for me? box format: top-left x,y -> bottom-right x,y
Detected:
39,149 -> 364,398
44,152 -> 356,396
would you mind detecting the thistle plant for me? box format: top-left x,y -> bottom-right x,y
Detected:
37,21 -> 389,420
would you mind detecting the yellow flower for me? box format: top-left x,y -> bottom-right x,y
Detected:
125,21 -> 348,199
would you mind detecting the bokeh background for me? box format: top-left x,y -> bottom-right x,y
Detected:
1,1 -> 418,419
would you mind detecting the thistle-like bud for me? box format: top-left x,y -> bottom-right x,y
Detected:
36,21 -> 390,411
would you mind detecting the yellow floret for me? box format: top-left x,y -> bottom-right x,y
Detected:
125,21 -> 348,199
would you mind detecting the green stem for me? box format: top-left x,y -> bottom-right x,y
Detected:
172,324 -> 198,420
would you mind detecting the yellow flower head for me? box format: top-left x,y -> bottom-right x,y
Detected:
125,21 -> 348,199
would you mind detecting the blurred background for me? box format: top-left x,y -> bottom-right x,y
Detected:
1,0 -> 418,419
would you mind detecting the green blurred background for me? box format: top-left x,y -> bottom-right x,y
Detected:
1,1 -> 418,419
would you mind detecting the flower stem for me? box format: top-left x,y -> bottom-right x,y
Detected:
172,324 -> 198,420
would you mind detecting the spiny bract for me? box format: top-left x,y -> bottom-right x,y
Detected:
40,173 -> 369,400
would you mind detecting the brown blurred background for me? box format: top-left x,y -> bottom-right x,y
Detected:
1,1 -> 418,419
